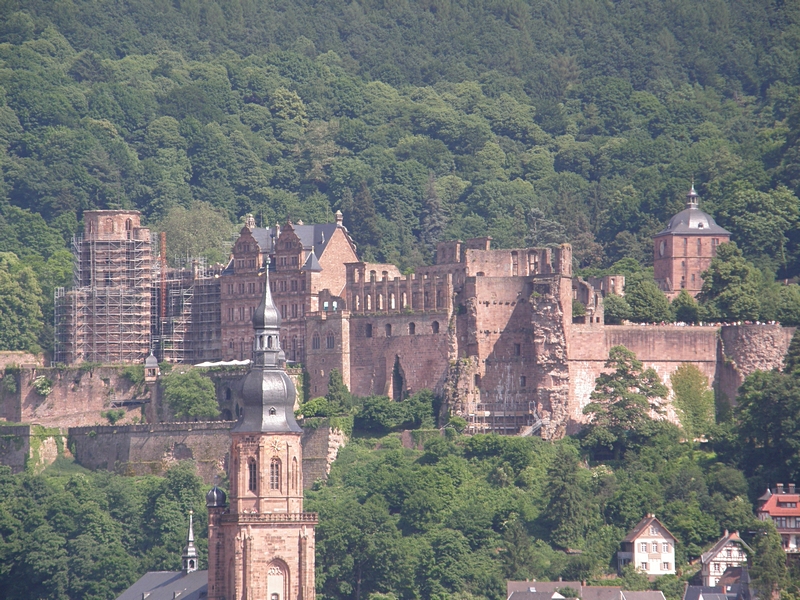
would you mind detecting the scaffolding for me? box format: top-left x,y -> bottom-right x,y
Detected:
54,234 -> 152,364
151,258 -> 222,365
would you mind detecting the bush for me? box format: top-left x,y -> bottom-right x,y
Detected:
101,409 -> 126,425
31,376 -> 53,397
300,396 -> 332,418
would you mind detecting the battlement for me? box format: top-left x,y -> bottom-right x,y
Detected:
345,266 -> 454,314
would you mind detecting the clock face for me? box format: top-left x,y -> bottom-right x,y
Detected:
270,439 -> 283,453
659,240 -> 666,257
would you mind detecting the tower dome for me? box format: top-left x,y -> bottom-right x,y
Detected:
233,259 -> 302,434
657,185 -> 731,236
206,485 -> 227,508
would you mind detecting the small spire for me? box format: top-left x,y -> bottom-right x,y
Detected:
182,510 -> 198,573
686,182 -> 699,208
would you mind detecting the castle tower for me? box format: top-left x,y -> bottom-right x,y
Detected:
653,185 -> 731,299
207,260 -> 316,600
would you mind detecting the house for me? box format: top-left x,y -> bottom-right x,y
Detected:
506,581 -> 622,600
700,530 -> 751,587
618,514 -> 677,576
756,483 -> 800,553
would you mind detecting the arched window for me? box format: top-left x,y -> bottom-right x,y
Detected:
401,292 -> 407,308
431,321 -> 440,334
292,457 -> 298,490
408,322 -> 416,335
390,293 -> 396,309
105,218 -> 114,233
366,295 -> 372,310
370,270 -> 376,282
270,458 -> 281,490
125,218 -> 132,231
355,295 -> 361,310
312,333 -> 320,350
326,332 -> 335,349
378,294 -> 384,310
248,459 -> 257,492
385,324 -> 392,337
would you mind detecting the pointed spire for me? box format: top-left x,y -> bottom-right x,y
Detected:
686,182 -> 699,208
182,510 -> 198,573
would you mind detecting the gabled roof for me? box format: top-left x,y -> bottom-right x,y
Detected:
757,492 -> 800,516
250,227 -> 276,253
622,515 -> 677,543
282,223 -> 342,257
506,582 -> 620,600
701,531 -> 751,564
115,570 -> 207,600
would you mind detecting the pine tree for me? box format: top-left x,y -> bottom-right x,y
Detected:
671,290 -> 699,323
784,328 -> 800,374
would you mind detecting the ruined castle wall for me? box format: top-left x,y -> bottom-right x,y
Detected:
567,325 -> 794,430
69,422 -> 231,482
67,422 -> 343,485
0,424 -> 69,474
347,312 -> 451,398
1,366 -> 149,427
717,325 -> 795,402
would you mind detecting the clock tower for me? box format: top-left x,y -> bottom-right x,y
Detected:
206,259 -> 316,600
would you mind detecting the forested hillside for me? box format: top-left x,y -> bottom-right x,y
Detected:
2,0 -> 800,351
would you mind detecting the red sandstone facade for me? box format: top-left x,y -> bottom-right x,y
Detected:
653,187 -> 730,299
220,213 -> 358,362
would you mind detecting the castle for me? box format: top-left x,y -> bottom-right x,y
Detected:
52,188 -> 789,438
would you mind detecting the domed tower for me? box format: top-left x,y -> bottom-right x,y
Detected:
207,260 -> 316,600
654,185 -> 731,299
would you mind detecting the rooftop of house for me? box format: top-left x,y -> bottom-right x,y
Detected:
622,514 -> 677,543
700,530 -> 751,564
757,489 -> 800,516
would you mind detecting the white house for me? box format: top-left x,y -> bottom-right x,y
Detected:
618,514 -> 677,576
700,530 -> 750,587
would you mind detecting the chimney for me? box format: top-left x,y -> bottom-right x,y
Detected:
777,483 -> 785,494
790,483 -> 796,494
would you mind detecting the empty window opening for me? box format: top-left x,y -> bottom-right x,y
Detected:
408,322 -> 416,335
431,321 -> 440,333
385,324 -> 392,337
248,459 -> 257,492
365,323 -> 373,338
270,458 -> 281,491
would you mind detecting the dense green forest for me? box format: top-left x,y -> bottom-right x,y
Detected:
3,0 -> 800,351
7,341 -> 800,600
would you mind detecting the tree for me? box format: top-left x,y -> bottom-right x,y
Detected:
162,369 -> 220,420
420,173 -> 448,255
326,369 -> 352,412
670,290 -> 699,324
543,444 -> 597,550
157,201 -> 236,267
785,328 -> 800,374
670,364 -> 715,439
625,274 -> 672,323
749,520 -> 787,598
698,242 -> 761,321
582,346 -> 668,459
604,294 -> 631,324
0,253 -> 44,353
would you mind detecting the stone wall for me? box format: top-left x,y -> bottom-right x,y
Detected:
0,424 -> 69,474
0,365 -> 149,427
566,324 -> 792,433
67,421 -> 345,485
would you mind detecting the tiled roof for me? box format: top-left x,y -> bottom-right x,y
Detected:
757,492 -> 800,516
621,592 -> 666,600
622,515 -> 677,543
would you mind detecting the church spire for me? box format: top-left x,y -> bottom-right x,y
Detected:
233,258 -> 302,433
686,182 -> 699,209
182,510 -> 198,573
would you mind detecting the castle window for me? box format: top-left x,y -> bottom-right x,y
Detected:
366,295 -> 372,310
365,324 -> 373,338
292,304 -> 298,318
431,321 -> 440,334
385,324 -> 392,337
292,457 -> 298,490
390,293 -> 396,309
355,295 -> 361,310
370,270 -> 376,282
269,407 -> 276,415
105,218 -> 114,233
248,459 -> 257,492
683,238 -> 688,253
281,305 -> 287,319
270,458 -> 281,490
408,322 -> 416,335
514,343 -> 521,356
292,280 -> 298,291
520,376 -> 526,387
697,239 -> 702,255
378,294 -> 384,310
125,218 -> 132,231
326,332 -> 335,349
312,333 -> 320,349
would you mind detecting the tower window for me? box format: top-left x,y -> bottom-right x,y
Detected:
326,332 -> 335,349
365,323 -> 373,338
431,321 -> 439,334
270,458 -> 281,490
408,322 -> 416,335
385,324 -> 392,337
269,407 -> 277,416
248,459 -> 257,492
312,333 -> 320,349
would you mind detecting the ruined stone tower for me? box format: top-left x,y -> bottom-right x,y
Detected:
206,260 -> 316,600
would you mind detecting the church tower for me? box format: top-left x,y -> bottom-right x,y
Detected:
206,259 -> 316,600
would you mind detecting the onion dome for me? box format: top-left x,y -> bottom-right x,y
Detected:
252,259 -> 281,330
206,485 -> 227,508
